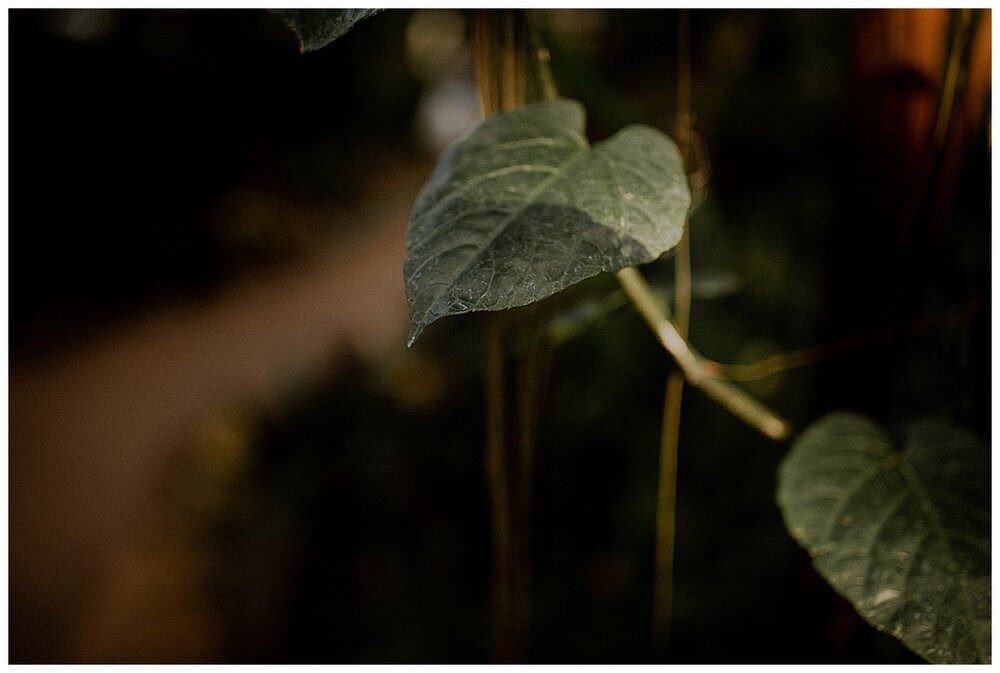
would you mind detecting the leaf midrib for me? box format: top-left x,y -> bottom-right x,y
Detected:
413,147 -> 590,338
897,453 -> 989,662
410,125 -> 588,237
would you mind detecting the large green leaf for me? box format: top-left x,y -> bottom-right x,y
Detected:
270,9 -> 380,52
404,99 -> 690,345
777,411 -> 991,663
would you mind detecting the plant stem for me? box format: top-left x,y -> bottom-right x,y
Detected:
473,10 -> 523,113
485,310 -> 541,662
652,12 -> 691,655
652,235 -> 688,652
698,304 -> 980,381
616,266 -> 792,441
474,10 -> 552,661
474,9 -> 556,114
653,368 -> 682,656
652,231 -> 688,655
525,9 -> 558,103
485,313 -> 521,662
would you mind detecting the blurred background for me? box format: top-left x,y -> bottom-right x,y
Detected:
8,8 -> 990,663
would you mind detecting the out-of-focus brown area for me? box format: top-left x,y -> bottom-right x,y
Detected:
8,9 -> 990,664
9,9 -> 466,661
10,164 -> 423,661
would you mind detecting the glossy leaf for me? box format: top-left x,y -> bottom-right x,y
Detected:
777,411 -> 991,663
404,99 -> 690,345
271,9 -> 380,52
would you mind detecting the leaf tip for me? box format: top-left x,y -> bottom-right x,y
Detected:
406,324 -> 424,348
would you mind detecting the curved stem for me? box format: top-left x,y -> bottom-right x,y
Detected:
617,266 -> 792,441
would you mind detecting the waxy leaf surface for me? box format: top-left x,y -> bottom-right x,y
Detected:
777,412 -> 991,663
404,99 -> 690,344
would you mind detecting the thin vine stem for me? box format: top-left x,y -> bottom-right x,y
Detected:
616,266 -> 792,441
652,10 -> 692,656
485,313 -> 519,661
474,10 -> 553,662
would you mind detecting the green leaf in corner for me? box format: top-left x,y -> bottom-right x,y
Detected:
777,411 -> 991,663
270,9 -> 380,53
404,99 -> 690,345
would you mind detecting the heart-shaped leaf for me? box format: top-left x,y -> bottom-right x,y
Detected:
777,411 -> 991,663
404,99 -> 690,345
271,9 -> 380,53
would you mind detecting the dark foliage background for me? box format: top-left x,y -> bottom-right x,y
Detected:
9,8 -> 988,663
